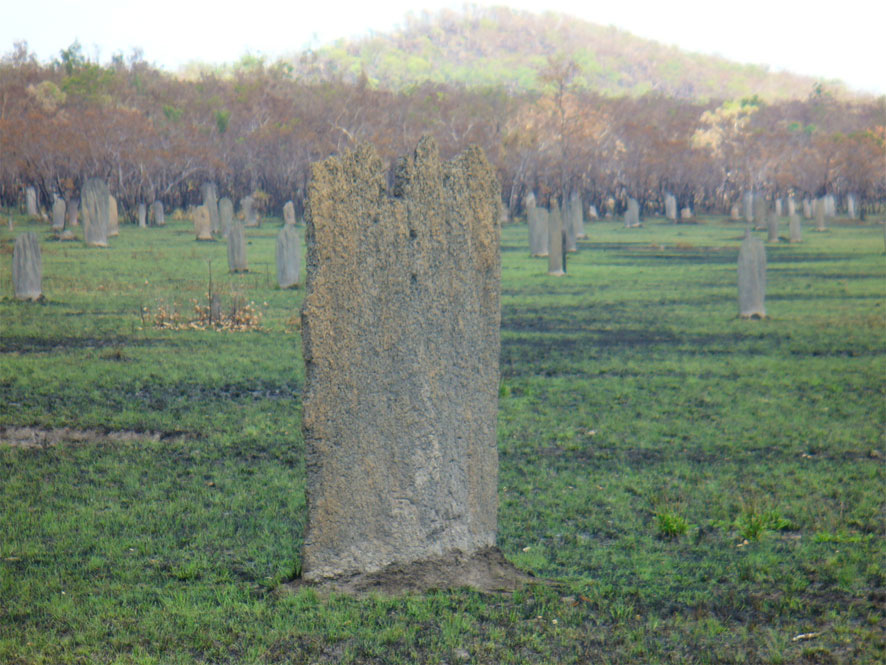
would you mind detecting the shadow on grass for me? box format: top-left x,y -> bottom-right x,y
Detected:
0,335 -> 164,354
500,318 -> 882,371
132,379 -> 300,405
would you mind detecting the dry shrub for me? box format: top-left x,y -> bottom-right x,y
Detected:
148,295 -> 262,332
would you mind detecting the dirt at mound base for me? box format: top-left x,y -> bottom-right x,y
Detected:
0,426 -> 184,448
284,547 -> 537,596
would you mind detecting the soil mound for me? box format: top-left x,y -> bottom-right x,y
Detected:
287,547 -> 534,596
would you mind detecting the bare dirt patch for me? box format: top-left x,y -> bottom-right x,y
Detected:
285,547 -> 536,596
0,426 -> 184,448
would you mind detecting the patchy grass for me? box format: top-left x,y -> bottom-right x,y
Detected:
1,212 -> 884,663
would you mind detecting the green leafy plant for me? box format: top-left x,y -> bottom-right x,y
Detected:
736,508 -> 792,541
655,509 -> 690,539
214,108 -> 231,134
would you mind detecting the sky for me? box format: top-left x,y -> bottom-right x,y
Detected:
3,0 -> 884,95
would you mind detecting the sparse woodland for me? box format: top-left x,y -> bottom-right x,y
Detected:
1,8 -> 884,220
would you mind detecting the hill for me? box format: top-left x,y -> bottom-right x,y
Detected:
291,6 -> 851,101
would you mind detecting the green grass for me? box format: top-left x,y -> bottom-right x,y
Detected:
1,212 -> 884,663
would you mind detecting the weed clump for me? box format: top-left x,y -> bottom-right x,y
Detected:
655,510 -> 690,539
713,506 -> 793,542
735,508 -> 792,541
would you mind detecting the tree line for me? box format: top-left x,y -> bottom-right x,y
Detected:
1,42 -> 883,221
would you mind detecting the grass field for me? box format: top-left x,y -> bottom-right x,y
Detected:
1,210 -> 884,664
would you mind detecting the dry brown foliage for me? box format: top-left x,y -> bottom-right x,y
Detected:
148,297 -> 262,332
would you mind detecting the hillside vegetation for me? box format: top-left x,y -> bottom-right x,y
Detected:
293,6 -> 850,101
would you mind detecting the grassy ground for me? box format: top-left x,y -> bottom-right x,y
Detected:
1,211 -> 883,664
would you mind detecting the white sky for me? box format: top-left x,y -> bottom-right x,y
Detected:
3,0 -> 884,95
